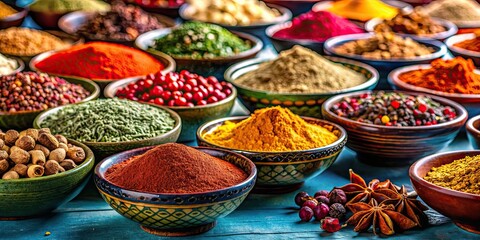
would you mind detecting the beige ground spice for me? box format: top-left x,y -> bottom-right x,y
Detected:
234,46 -> 367,94
0,28 -> 70,56
424,155 -> 480,195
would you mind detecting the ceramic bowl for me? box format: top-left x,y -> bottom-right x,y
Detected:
0,139 -> 95,219
0,5 -> 27,29
58,11 -> 178,46
179,3 -> 292,44
409,150 -> 480,234
197,116 -> 347,193
445,33 -> 480,66
466,115 -> 480,149
0,76 -> 100,130
94,146 -> 257,236
365,17 -> 458,41
33,103 -> 181,160
0,57 -> 24,76
29,10 -> 70,29
263,0 -> 321,16
266,21 -> 327,54
103,78 -> 236,142
389,64 -> 480,119
324,33 -> 448,89
29,49 -> 175,91
135,29 -> 262,80
321,90 -> 468,166
224,56 -> 379,118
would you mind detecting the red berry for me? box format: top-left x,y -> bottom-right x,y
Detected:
299,206 -> 314,222
153,98 -> 164,105
187,79 -> 197,87
207,96 -> 218,103
186,102 -> 194,107
302,199 -> 318,210
183,84 -> 193,92
223,88 -> 232,96
166,72 -> 178,83
207,76 -> 218,84
161,91 -> 172,100
168,82 -> 179,91
391,100 -> 400,109
193,92 -> 204,102
313,203 -> 329,220
167,99 -> 175,106
321,217 -> 342,233
177,81 -> 184,90
175,97 -> 187,106
145,73 -> 155,80
184,92 -> 193,101
197,100 -> 207,105
150,86 -> 163,97
172,91 -> 182,97
418,103 -> 427,113
214,83 -> 222,90
140,93 -> 150,101
144,79 -> 153,89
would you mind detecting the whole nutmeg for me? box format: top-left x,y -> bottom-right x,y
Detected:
59,143 -> 69,151
0,159 -> 9,174
15,135 -> 36,151
4,130 -> 19,146
9,146 -> 30,164
38,133 -> 59,150
12,164 -> 28,177
60,159 -> 77,171
55,135 -> 68,145
0,132 -> 5,141
0,139 -> 4,149
34,144 -> 50,158
2,171 -> 19,180
38,128 -> 51,135
2,145 -> 10,154
27,164 -> 45,178
0,150 -> 8,160
328,189 -> 347,205
67,146 -> 86,164
44,160 -> 65,176
49,148 -> 66,162
328,203 -> 346,220
25,129 -> 39,141
29,150 -> 46,166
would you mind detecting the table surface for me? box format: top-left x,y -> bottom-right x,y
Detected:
2,8 -> 480,240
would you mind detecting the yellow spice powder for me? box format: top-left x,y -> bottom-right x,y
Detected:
203,106 -> 339,152
0,2 -> 17,19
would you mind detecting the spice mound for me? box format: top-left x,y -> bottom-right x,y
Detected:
0,72 -> 90,113
0,1 -> 17,19
424,155 -> 480,195
105,143 -> 248,194
0,53 -> 17,76
78,1 -> 164,41
398,57 -> 480,94
41,99 -> 175,143
273,11 -> 364,42
331,91 -> 457,126
34,42 -> 164,80
235,46 -> 366,94
0,128 -> 87,180
326,0 -> 399,22
203,106 -> 339,152
374,11 -> 447,36
0,28 -> 71,57
115,70 -> 233,107
419,0 -> 480,24
184,0 -> 280,26
151,22 -> 251,59
453,31 -> 480,53
29,0 -> 110,13
334,33 -> 434,60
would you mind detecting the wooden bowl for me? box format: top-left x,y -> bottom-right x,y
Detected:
0,4 -> 27,29
410,150 -> 480,234
466,115 -> 480,149
29,10 -> 70,29
445,33 -> 480,66
321,90 -> 468,166
0,139 -> 95,219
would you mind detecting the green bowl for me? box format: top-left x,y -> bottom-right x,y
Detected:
0,76 -> 100,130
104,78 -> 236,142
0,139 -> 95,219
224,56 -> 379,118
33,102 -> 182,160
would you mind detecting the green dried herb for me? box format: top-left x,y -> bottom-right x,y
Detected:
41,99 -> 175,142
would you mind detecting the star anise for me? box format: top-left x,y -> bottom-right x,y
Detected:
337,169 -> 399,204
382,185 -> 429,227
346,199 -> 417,236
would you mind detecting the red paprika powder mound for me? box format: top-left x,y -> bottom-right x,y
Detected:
273,11 -> 364,42
105,143 -> 248,194
34,42 -> 164,80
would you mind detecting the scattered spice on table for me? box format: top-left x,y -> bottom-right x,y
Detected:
41,99 -> 175,143
0,72 -> 90,113
78,1 -> 164,41
105,143 -> 248,193
453,31 -> 480,53
234,46 -> 367,93
424,154 -> 480,195
331,91 -> 457,126
0,1 -> 17,19
115,70 -> 233,106
273,11 -> 364,42
0,28 -> 71,57
203,106 -> 339,152
184,0 -> 280,26
0,53 -> 17,76
374,11 -> 447,36
419,0 -> 480,24
0,128 -> 87,180
34,42 -> 164,80
29,0 -> 110,13
334,33 -> 434,59
151,22 -> 252,59
398,57 -> 480,94
326,0 -> 399,22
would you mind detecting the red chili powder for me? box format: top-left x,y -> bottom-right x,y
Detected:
34,42 -> 164,80
273,11 -> 364,42
105,143 -> 248,194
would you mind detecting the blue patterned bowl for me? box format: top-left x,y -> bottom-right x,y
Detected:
197,116 -> 347,193
94,146 -> 257,236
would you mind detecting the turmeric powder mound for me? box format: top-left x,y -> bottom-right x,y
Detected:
203,107 -> 339,152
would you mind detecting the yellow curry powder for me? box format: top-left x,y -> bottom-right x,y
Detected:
203,107 -> 339,152
0,2 -> 17,19
328,0 -> 398,22
424,155 -> 480,195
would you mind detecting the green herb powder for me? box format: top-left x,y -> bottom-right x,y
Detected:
41,99 -> 175,142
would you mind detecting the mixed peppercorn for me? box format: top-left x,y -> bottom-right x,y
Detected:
330,91 -> 457,126
115,70 -> 233,107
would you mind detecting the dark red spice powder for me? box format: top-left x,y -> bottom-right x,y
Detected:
273,11 -> 364,42
105,143 -> 248,194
